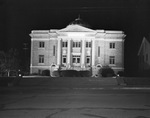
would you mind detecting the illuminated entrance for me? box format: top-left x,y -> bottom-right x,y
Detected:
72,55 -> 80,66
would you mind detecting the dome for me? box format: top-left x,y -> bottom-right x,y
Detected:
69,17 -> 90,28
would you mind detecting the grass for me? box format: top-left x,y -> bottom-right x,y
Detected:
123,77 -> 150,86
1,76 -> 150,87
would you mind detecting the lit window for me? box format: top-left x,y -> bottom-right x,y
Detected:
39,42 -> 45,48
109,56 -> 115,64
110,43 -> 115,49
39,55 -> 44,63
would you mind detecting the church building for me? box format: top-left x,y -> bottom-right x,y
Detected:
30,17 -> 126,76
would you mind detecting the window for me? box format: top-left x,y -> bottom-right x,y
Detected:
86,42 -> 91,48
109,56 -> 115,64
98,46 -> 100,57
110,43 -> 115,49
39,42 -> 45,48
73,41 -> 81,47
62,42 -> 68,47
53,45 -> 55,56
62,55 -> 67,63
72,55 -> 80,63
39,55 -> 44,63
86,56 -> 90,63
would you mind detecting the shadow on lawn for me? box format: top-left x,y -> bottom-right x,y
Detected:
0,77 -> 21,87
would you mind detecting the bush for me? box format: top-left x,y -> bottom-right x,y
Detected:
78,70 -> 92,77
52,71 -> 60,77
42,70 -> 50,76
99,66 -> 115,77
60,70 -> 79,77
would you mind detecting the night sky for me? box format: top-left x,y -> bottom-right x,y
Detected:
0,0 -> 150,75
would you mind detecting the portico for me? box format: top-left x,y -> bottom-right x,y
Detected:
56,36 -> 94,70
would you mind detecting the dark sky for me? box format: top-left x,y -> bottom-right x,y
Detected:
1,0 -> 150,74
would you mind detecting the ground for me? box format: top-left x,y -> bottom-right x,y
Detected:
0,77 -> 150,118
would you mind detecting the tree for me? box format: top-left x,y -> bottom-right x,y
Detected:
0,49 -> 20,76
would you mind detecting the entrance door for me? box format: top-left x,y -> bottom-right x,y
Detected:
72,55 -> 80,66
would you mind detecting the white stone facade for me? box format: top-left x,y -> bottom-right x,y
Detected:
29,20 -> 125,76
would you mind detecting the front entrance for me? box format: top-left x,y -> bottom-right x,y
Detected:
72,55 -> 80,67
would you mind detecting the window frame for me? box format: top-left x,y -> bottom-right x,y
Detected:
110,42 -> 115,49
109,56 -> 115,65
53,45 -> 55,56
86,42 -> 91,48
39,55 -> 44,63
62,55 -> 67,64
73,41 -> 81,48
39,42 -> 45,48
62,41 -> 68,48
72,55 -> 80,63
86,56 -> 90,64
98,46 -> 100,57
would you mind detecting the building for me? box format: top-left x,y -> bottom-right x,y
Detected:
138,37 -> 150,72
29,18 -> 126,76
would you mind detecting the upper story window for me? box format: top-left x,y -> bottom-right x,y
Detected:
110,42 -> 115,49
73,41 -> 81,48
62,42 -> 68,47
53,45 -> 55,56
39,55 -> 44,63
98,46 -> 100,57
86,42 -> 91,48
39,42 -> 45,48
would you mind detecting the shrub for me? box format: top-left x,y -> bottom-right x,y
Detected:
78,70 -> 92,77
42,70 -> 50,76
99,66 -> 115,77
60,70 -> 79,77
52,71 -> 60,77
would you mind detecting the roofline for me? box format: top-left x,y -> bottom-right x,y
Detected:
137,37 -> 146,56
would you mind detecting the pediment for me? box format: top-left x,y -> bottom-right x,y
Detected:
58,25 -> 95,32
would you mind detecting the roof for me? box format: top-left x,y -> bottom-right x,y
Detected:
137,36 -> 150,55
69,17 -> 91,28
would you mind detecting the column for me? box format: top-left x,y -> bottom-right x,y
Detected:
81,39 -> 85,68
92,39 -> 95,66
67,39 -> 71,68
57,38 -> 61,65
